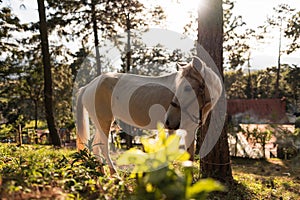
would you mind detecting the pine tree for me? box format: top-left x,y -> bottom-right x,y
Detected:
37,0 -> 61,146
197,0 -> 233,183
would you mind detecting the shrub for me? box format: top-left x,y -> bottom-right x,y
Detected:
117,123 -> 224,200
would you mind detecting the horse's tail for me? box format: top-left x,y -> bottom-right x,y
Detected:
76,87 -> 89,151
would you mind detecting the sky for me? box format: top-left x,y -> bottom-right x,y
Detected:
232,0 -> 300,70
3,0 -> 300,70
159,0 -> 300,70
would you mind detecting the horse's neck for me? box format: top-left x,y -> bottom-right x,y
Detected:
153,72 -> 178,85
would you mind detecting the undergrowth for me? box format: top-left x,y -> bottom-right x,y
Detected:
0,143 -> 299,199
0,144 -> 129,199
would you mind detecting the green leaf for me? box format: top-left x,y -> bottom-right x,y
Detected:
141,137 -> 161,153
116,149 -> 148,166
176,151 -> 190,161
157,122 -> 167,143
118,124 -> 191,174
186,178 -> 224,198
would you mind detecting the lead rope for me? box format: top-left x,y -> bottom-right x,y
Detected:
196,110 -> 232,167
200,159 -> 232,166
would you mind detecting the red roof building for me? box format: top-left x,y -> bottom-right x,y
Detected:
227,99 -> 289,124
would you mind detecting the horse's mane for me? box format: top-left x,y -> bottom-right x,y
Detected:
181,63 -> 204,84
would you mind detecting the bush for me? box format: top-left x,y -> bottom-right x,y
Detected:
117,123 -> 224,200
0,144 -> 129,199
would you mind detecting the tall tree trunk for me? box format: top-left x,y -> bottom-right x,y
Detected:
91,1 -> 101,76
197,0 -> 233,183
126,13 -> 131,73
275,19 -> 282,98
37,0 -> 61,146
246,53 -> 253,99
124,13 -> 133,147
34,99 -> 38,130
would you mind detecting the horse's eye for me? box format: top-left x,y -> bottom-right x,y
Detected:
184,86 -> 192,92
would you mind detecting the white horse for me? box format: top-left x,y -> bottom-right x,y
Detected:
76,56 -> 222,173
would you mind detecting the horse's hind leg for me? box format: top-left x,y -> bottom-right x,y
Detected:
93,120 -> 116,174
93,75 -> 119,174
76,136 -> 86,151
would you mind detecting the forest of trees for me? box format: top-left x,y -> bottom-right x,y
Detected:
0,0 -> 299,181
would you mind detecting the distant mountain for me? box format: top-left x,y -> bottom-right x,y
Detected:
250,55 -> 300,70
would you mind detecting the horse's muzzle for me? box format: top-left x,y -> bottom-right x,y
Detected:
164,119 -> 180,130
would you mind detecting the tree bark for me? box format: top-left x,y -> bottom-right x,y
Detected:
91,0 -> 101,76
126,13 -> 131,73
275,19 -> 282,98
197,0 -> 233,183
34,99 -> 38,130
37,0 -> 61,146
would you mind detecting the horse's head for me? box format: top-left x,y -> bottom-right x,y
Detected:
164,57 -> 222,130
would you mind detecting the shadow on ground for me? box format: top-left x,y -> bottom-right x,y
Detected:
206,157 -> 300,200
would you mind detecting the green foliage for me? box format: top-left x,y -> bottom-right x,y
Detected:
225,64 -> 299,108
24,120 -> 47,129
52,62 -> 74,128
0,5 -> 73,132
230,158 -> 300,200
117,124 -> 190,174
223,0 -> 264,70
222,2 -> 299,99
117,123 -> 224,200
123,45 -> 190,76
0,123 -> 15,138
264,4 -> 298,55
282,64 -> 300,112
224,69 -> 247,99
0,6 -> 25,54
1,0 -> 168,131
244,127 -> 272,145
71,148 -> 105,175
242,126 -> 272,158
285,11 -> 300,53
1,145 -> 299,199
0,144 -> 129,199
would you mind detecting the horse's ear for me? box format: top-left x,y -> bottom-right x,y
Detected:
192,56 -> 204,73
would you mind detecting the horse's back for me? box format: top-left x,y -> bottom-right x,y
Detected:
81,72 -> 177,129
110,73 -> 177,129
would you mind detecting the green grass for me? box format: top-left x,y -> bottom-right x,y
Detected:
0,144 -> 299,199
225,157 -> 300,200
0,144 -> 130,199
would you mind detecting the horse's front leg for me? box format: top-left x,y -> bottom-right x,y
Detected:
184,127 -> 198,161
187,138 -> 195,161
